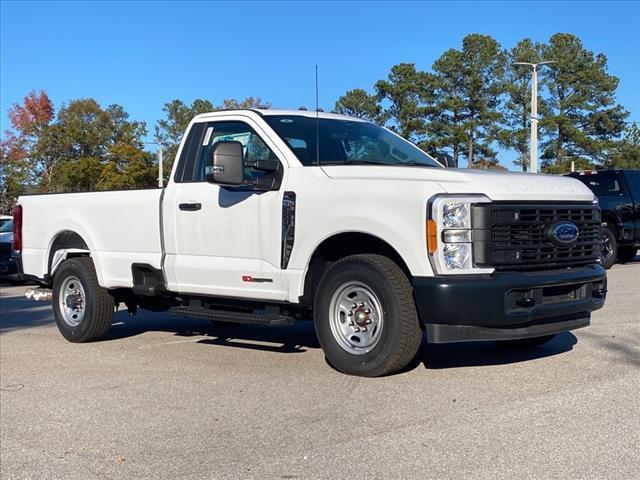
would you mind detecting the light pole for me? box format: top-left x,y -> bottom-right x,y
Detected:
144,142 -> 169,188
513,61 -> 555,173
562,155 -> 582,173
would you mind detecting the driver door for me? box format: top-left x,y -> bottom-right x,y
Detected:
163,117 -> 286,300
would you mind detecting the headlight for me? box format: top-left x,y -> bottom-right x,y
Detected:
442,202 -> 470,228
443,243 -> 472,269
427,195 -> 494,275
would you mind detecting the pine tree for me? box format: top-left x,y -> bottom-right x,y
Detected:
606,123 -> 640,169
334,89 -> 385,123
458,34 -> 505,168
426,35 -> 505,169
540,33 -> 628,170
374,63 -> 433,142
424,48 -> 467,167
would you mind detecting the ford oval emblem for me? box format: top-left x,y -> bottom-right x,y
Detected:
550,222 -> 579,245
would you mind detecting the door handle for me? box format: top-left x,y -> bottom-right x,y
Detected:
179,202 -> 202,211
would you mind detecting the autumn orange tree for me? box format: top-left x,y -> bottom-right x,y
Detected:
1,91 -> 155,210
0,91 -> 54,210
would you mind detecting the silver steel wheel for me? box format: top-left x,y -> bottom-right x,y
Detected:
328,281 -> 384,355
58,275 -> 86,327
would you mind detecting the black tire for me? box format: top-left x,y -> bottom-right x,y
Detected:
313,254 -> 422,377
617,246 -> 638,263
495,335 -> 555,348
600,225 -> 617,270
52,257 -> 114,342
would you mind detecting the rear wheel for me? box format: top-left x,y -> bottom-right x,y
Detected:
600,225 -> 617,269
52,257 -> 114,342
313,254 -> 422,377
617,246 -> 638,263
495,335 -> 555,348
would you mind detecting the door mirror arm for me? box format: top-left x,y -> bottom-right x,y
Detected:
244,159 -> 279,172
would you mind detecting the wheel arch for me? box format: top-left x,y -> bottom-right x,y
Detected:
46,230 -> 91,281
299,231 -> 412,306
601,210 -> 621,239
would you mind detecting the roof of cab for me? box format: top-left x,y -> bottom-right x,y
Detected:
193,109 -> 367,122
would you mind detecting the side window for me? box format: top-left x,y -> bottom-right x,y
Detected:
174,122 -> 206,183
193,121 -> 277,182
624,172 -> 640,197
580,175 -> 623,197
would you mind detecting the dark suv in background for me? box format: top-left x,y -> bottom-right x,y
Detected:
568,169 -> 640,268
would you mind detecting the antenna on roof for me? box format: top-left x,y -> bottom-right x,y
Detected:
315,64 -> 320,166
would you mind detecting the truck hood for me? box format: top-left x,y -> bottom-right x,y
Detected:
320,166 -> 595,202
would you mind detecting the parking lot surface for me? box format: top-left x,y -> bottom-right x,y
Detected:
1,261 -> 639,479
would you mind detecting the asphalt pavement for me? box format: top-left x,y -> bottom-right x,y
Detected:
1,261 -> 639,479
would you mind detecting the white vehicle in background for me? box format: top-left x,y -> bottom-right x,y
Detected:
0,214 -> 12,228
16,109 -> 606,376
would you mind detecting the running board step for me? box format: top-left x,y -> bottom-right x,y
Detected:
172,307 -> 296,327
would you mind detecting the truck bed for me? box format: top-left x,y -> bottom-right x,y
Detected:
20,189 -> 163,288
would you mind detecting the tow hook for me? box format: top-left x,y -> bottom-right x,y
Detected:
25,288 -> 53,301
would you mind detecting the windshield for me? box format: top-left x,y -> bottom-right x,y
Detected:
0,220 -> 12,233
263,115 -> 441,168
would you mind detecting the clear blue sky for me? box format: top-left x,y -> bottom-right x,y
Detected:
2,0 -> 639,169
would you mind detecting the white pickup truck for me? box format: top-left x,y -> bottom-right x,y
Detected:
16,109 -> 607,376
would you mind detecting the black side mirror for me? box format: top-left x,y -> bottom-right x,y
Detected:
205,141 -> 245,185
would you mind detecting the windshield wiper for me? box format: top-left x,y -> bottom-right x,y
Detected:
399,162 -> 438,168
319,160 -> 438,167
320,160 -> 387,166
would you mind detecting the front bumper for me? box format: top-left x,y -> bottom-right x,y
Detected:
413,264 -> 606,343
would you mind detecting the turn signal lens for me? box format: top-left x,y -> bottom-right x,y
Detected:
427,219 -> 437,254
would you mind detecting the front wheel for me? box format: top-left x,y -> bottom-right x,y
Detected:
314,254 -> 422,377
52,257 -> 114,342
600,225 -> 617,269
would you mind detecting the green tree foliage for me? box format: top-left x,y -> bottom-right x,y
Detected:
1,94 -> 154,203
496,39 -> 546,171
457,34 -> 505,168
605,123 -> 640,169
43,99 -> 155,191
2,33 -> 635,204
154,99 -> 214,175
334,89 -> 386,123
424,35 -> 505,169
543,156 -> 596,175
154,96 -> 270,176
424,48 -> 467,167
375,63 -> 433,141
333,34 -> 632,172
219,97 -> 271,110
540,33 -> 628,169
